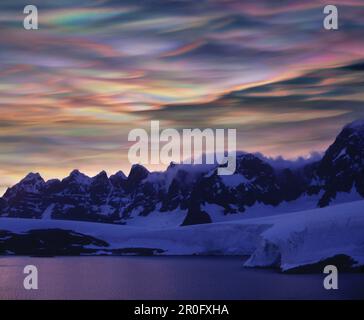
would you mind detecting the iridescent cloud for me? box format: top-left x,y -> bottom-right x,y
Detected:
0,0 -> 364,194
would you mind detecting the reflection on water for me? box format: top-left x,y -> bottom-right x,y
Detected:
0,256 -> 363,300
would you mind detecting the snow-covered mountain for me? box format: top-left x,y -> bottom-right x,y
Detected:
0,120 -> 363,226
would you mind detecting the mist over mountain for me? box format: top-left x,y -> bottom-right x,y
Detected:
253,152 -> 323,169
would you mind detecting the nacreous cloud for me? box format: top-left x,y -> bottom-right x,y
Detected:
0,0 -> 364,194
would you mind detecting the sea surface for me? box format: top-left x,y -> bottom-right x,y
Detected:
0,256 -> 363,300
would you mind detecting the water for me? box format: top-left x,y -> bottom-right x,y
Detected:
0,256 -> 363,300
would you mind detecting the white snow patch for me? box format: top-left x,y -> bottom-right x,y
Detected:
124,207 -> 187,229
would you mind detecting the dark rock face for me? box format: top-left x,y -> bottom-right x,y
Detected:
89,171 -> 112,205
283,254 -> 360,274
191,154 -> 291,216
126,164 -> 149,192
109,171 -> 127,188
0,120 -> 363,226
182,207 -> 212,226
0,229 -> 164,256
0,229 -> 109,256
276,168 -> 306,202
314,121 -> 364,206
181,185 -> 212,226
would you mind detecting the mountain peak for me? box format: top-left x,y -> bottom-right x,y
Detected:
129,164 -> 149,177
22,172 -> 44,182
109,170 -> 127,189
93,170 -> 108,179
110,170 -> 126,180
127,164 -> 149,189
70,169 -> 82,175
3,172 -> 45,199
167,161 -> 178,170
130,163 -> 148,170
67,169 -> 91,184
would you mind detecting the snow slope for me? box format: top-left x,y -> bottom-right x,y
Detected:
1,200 -> 363,271
243,200 -> 364,271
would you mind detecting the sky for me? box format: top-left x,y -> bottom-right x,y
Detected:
0,0 -> 364,194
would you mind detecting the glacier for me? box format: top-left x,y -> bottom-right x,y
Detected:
1,200 -> 363,272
